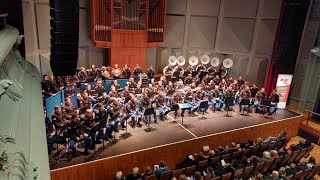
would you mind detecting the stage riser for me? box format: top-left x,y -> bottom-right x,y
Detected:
50,115 -> 303,180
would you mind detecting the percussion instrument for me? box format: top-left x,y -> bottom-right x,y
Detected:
102,69 -> 111,78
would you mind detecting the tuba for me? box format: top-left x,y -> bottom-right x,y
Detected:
164,56 -> 177,76
208,57 -> 220,78
221,58 -> 233,78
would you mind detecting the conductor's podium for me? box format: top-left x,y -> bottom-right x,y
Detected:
0,26 -> 50,179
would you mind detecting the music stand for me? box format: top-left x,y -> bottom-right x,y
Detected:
260,100 -> 271,118
179,103 -> 192,125
224,97 -> 235,117
121,114 -> 131,138
199,101 -> 209,120
240,99 -> 251,116
144,107 -> 155,132
171,104 -> 179,121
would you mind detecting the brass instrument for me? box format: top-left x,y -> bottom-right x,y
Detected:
102,69 -> 111,78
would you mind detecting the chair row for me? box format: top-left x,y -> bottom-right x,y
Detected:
144,145 -> 314,180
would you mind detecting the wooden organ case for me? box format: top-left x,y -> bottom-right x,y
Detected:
90,0 -> 166,71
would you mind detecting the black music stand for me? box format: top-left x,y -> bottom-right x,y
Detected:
171,104 -> 179,121
179,104 -> 192,125
260,100 -> 271,118
224,97 -> 235,117
240,99 -> 251,116
121,114 -> 132,138
144,107 -> 155,132
199,101 -> 209,120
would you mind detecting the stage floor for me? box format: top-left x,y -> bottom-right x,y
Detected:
50,108 -> 299,170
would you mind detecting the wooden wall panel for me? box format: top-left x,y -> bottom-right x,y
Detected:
110,47 -> 146,71
51,115 -> 303,180
112,30 -> 147,48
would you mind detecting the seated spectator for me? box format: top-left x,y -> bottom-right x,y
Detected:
278,146 -> 292,156
296,139 -> 306,150
203,166 -> 216,180
196,152 -> 207,162
305,140 -> 312,147
307,156 -> 316,168
126,167 -> 141,180
264,131 -> 287,143
313,175 -> 320,180
208,150 -> 216,158
270,150 -> 279,158
179,174 -> 186,180
194,171 -> 203,180
142,166 -> 153,179
177,155 -> 197,168
286,163 -> 298,176
258,151 -> 270,163
247,155 -> 259,165
171,178 -> 177,180
279,167 -> 286,179
154,160 -> 170,178
115,171 -> 125,180
297,158 -> 308,171
265,170 -> 279,180
256,137 -> 264,145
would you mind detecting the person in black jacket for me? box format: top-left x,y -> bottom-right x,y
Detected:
147,65 -> 155,84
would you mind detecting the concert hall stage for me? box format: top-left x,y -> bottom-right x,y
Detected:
50,108 -> 300,170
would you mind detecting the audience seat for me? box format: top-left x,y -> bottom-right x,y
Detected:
159,170 -> 172,180
251,161 -> 265,175
209,156 -> 220,167
303,145 -> 314,158
197,159 -> 208,172
278,154 -> 292,168
172,168 -> 185,178
144,174 -> 157,180
292,171 -> 303,180
221,154 -> 230,162
308,164 -> 320,178
221,172 -> 232,180
294,147 -> 308,162
268,156 -> 284,172
268,142 -> 276,150
232,167 -> 244,179
260,159 -> 275,173
231,150 -> 241,160
240,148 -> 250,157
250,145 -> 260,157
302,167 -> 313,179
185,165 -> 196,177
241,165 -> 254,179
286,149 -> 300,164
259,143 -> 268,154
285,174 -> 293,180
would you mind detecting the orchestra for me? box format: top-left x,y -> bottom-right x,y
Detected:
44,63 -> 281,157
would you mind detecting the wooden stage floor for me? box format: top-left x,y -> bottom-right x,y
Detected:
50,108 -> 299,170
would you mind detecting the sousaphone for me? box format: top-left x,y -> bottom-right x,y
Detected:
222,58 -> 233,78
208,57 -> 220,78
188,56 -> 199,67
174,56 -> 185,76
164,56 -> 176,76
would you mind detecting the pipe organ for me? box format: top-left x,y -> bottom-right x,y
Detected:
90,0 -> 166,70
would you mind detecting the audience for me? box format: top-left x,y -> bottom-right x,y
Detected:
126,167 -> 141,180
116,135 -> 316,180
154,160 -> 170,178
115,171 -> 125,180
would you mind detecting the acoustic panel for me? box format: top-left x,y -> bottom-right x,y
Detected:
156,47 -> 171,72
261,0 -> 282,19
223,0 -> 258,18
255,20 -> 278,56
228,55 -> 249,78
77,47 -> 88,68
218,18 -> 255,52
188,16 -> 217,48
36,4 -> 50,49
166,0 -> 187,15
190,0 -> 220,17
159,15 -> 185,48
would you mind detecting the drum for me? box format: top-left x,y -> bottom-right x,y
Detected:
112,69 -> 122,77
